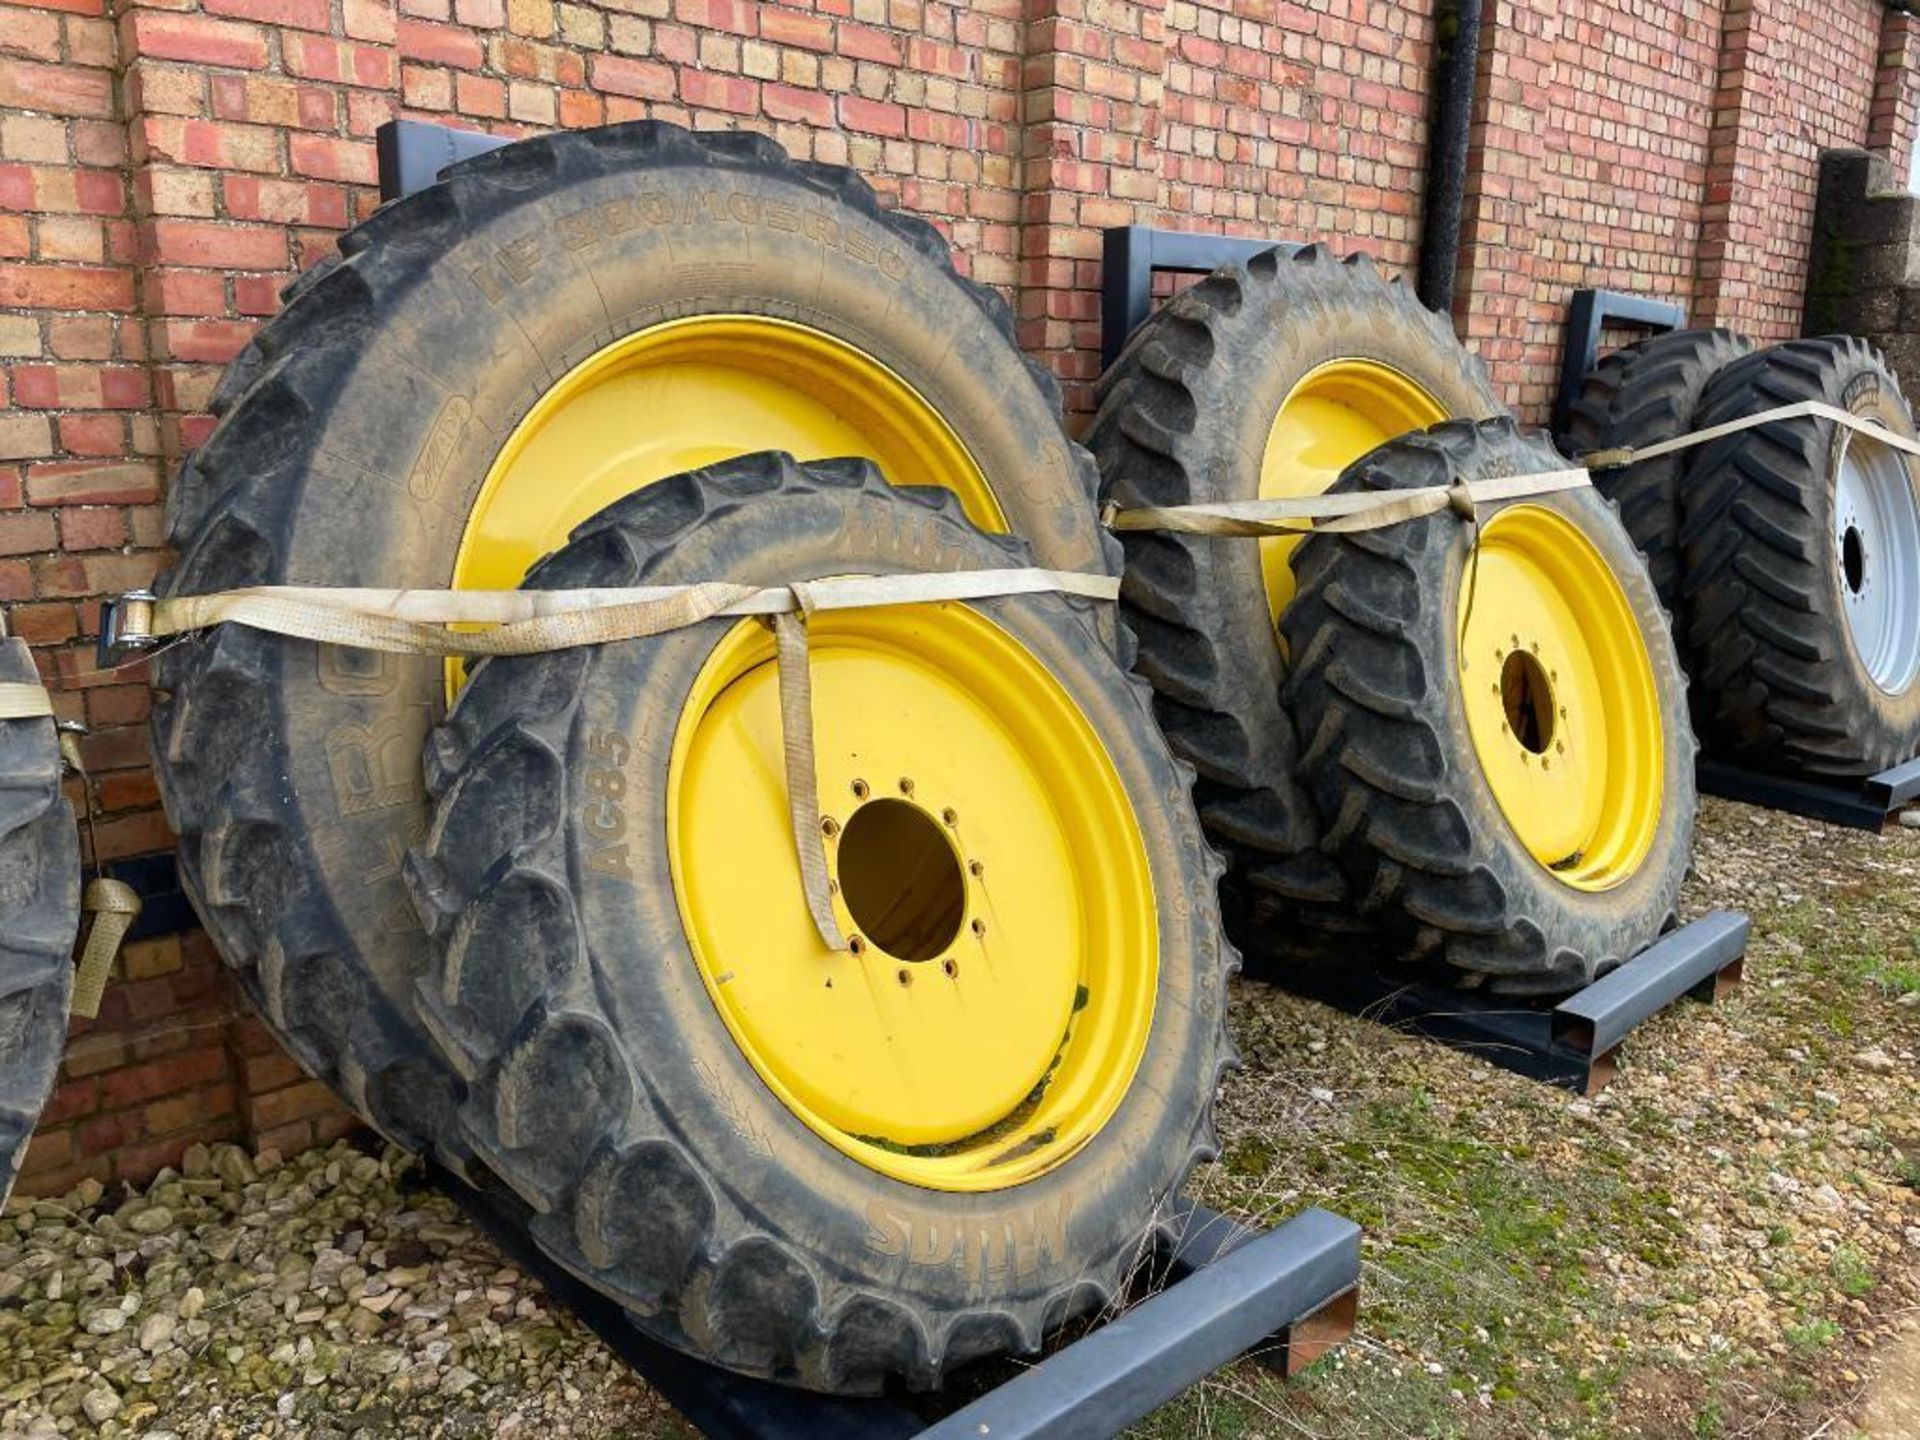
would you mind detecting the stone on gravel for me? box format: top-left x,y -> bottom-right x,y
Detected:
81,1307 -> 126,1336
81,1388 -> 120,1424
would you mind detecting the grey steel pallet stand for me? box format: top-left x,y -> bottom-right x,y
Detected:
425,1165 -> 1361,1440
1698,755 -> 1920,832
1256,910 -> 1751,1095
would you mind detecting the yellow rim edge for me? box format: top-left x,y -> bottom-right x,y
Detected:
447,314 -> 1006,697
1457,504 -> 1663,891
1257,358 -> 1449,622
666,606 -> 1159,1191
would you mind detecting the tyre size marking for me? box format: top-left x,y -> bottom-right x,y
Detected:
465,186 -> 911,305
692,1057 -> 774,1159
580,729 -> 633,880
315,644 -> 396,698
326,710 -> 428,816
408,394 -> 471,503
837,505 -> 977,574
863,1195 -> 1073,1284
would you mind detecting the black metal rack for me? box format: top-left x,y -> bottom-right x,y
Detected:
1099,225 -> 1299,368
1697,754 -> 1920,831
1259,910 -> 1750,1095
375,118 -> 509,201
1551,287 -> 1685,436
429,1165 -> 1361,1440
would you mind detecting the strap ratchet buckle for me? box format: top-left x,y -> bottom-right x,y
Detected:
97,590 -> 158,671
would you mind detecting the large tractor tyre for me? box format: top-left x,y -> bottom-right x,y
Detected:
151,120 -> 1113,1155
404,454 -> 1235,1393
1282,420 -> 1696,995
1087,245 -> 1505,938
1558,327 -> 1752,626
0,637 -> 81,1207
1679,337 -> 1920,775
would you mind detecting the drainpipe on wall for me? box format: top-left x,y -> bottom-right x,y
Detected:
1417,0 -> 1485,315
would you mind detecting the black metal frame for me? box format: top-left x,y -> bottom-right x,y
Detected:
1697,754 -> 1920,831
1259,911 -> 1750,1095
375,118 -> 510,201
1100,226 -> 1295,369
1552,287 -> 1685,436
429,1164 -> 1360,1440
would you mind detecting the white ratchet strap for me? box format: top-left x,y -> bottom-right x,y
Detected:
1582,398 -> 1920,469
0,682 -> 54,719
110,568 -> 1119,954
1106,469 -> 1594,535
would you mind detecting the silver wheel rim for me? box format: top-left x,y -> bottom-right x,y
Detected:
1834,432 -> 1920,695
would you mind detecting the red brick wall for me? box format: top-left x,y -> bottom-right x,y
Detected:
1694,0 -> 1884,341
0,0 -> 1902,1191
1455,0 -> 1727,416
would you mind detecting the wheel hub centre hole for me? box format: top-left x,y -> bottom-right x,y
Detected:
1843,524 -> 1867,594
1500,650 -> 1555,755
836,797 -> 965,962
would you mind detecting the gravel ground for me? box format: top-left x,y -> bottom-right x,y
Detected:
3,795 -> 1918,1439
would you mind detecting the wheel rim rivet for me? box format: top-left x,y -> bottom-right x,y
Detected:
942,807 -> 959,827
899,777 -> 914,796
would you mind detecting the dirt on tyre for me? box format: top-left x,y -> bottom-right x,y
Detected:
151,121 -> 1113,1157
0,636 -> 81,1206
1283,420 -> 1696,995
1558,327 -> 1751,631
1086,245 -> 1505,948
1679,337 -> 1920,775
404,454 -> 1234,1393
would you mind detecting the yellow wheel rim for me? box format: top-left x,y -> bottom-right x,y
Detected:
1258,359 -> 1448,621
449,315 -> 1003,693
1457,504 -> 1663,891
666,605 -> 1159,1192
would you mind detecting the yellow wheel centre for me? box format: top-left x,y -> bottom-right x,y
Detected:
666,605 -> 1159,1191
1258,359 -> 1448,622
1457,504 -> 1663,890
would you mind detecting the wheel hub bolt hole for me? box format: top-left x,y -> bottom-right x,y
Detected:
1500,649 -> 1555,756
943,958 -> 959,978
835,798 -> 965,963
851,778 -> 870,800
1843,524 -> 1868,594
